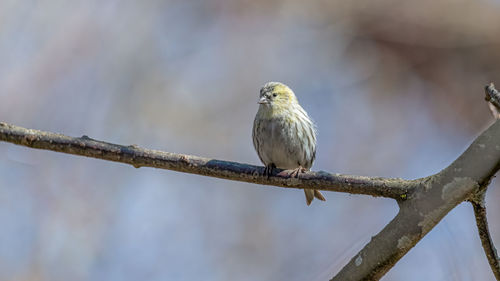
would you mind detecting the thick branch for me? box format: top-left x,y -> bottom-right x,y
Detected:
332,119 -> 500,280
471,193 -> 500,280
0,122 -> 415,199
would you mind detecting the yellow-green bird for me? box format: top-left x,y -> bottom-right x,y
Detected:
252,82 -> 326,205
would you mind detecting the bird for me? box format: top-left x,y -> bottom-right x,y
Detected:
252,82 -> 325,205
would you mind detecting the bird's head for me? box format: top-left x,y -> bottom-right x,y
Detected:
258,82 -> 298,107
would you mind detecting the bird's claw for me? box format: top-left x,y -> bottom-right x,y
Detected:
277,166 -> 306,178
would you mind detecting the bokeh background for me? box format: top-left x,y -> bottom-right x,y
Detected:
1,0 -> 499,280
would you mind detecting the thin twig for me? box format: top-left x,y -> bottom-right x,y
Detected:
471,193 -> 500,281
0,122 -> 415,200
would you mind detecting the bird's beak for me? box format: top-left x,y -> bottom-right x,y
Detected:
258,97 -> 269,104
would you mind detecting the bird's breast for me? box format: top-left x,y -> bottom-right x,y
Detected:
255,115 -> 314,169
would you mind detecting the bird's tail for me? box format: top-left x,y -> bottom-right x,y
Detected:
304,189 -> 326,206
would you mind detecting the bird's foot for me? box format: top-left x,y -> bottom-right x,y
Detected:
278,166 -> 306,178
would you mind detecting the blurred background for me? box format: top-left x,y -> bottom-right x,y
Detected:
0,0 -> 499,280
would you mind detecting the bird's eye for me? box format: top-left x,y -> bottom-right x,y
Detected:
272,93 -> 277,97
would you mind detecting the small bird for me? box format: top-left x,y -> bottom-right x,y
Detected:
252,82 -> 325,205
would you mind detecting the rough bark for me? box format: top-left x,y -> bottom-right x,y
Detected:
333,118 -> 500,280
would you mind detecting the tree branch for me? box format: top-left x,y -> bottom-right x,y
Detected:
332,119 -> 500,280
1,110 -> 499,280
486,83 -> 500,119
0,122 -> 415,200
471,192 -> 500,281
486,82 -> 500,110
